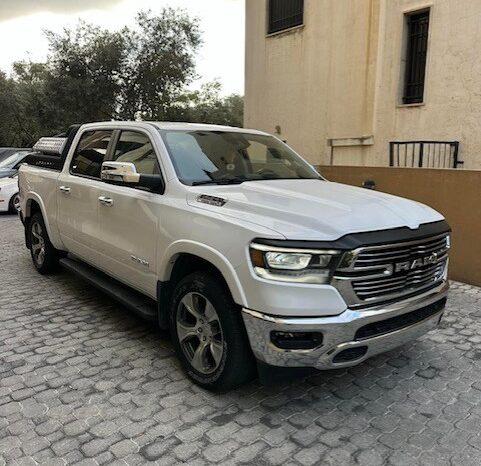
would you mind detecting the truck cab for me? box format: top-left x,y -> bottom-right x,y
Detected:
18,121 -> 450,391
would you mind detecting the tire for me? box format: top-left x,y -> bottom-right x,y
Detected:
28,212 -> 61,274
169,271 -> 256,391
8,193 -> 20,214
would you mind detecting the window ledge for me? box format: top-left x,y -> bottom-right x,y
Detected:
328,136 -> 374,147
266,24 -> 305,38
397,102 -> 426,108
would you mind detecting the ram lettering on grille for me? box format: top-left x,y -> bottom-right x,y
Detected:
334,234 -> 449,307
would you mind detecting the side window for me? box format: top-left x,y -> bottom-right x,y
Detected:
268,0 -> 304,34
112,131 -> 160,175
71,130 -> 113,179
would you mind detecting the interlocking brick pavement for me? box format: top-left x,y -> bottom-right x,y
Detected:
1,213 -> 481,465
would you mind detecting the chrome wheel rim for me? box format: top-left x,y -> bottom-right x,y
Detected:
176,292 -> 224,374
13,194 -> 20,212
31,221 -> 46,266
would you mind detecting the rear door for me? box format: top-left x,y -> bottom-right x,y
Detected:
96,129 -> 162,297
57,129 -> 114,265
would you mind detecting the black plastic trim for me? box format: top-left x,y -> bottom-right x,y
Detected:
253,220 -> 450,251
355,297 -> 446,341
333,346 -> 368,363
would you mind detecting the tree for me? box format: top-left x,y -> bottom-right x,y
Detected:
0,72 -> 19,145
119,9 -> 202,120
169,81 -> 244,127
0,8 -> 243,147
43,8 -> 202,123
44,22 -> 126,124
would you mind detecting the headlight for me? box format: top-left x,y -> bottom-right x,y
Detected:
249,242 -> 341,284
264,252 -> 311,270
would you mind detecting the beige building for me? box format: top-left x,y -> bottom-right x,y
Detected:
245,0 -> 481,169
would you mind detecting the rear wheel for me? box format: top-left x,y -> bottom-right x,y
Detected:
169,271 -> 256,391
8,193 -> 20,213
29,212 -> 61,274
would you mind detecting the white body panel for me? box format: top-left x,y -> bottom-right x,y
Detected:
0,176 -> 18,212
18,121 -> 447,318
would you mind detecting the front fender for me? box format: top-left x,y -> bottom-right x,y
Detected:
159,240 -> 247,306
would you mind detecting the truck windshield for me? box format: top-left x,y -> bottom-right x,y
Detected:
158,130 -> 321,185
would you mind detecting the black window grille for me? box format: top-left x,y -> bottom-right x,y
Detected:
403,10 -> 430,104
268,0 -> 304,34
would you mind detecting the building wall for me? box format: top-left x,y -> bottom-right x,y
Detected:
245,0 -> 481,169
245,0 -> 380,165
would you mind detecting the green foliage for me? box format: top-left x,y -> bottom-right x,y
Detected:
0,9 -> 243,147
168,81 -> 244,127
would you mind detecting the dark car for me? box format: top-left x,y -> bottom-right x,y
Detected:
0,150 -> 33,179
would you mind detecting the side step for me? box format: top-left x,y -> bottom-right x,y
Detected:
59,257 -> 157,321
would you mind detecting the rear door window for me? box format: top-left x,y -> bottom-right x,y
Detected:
70,130 -> 113,179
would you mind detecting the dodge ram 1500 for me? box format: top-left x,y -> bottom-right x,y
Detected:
18,122 -> 450,390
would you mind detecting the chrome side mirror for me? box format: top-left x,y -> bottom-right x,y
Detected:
101,161 -> 140,184
100,161 -> 164,193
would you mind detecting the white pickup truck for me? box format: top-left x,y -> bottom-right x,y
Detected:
18,121 -> 450,391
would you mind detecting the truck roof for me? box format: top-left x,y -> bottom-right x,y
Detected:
80,121 -> 270,136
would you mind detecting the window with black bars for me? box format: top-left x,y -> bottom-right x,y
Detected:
268,0 -> 304,34
403,10 -> 430,104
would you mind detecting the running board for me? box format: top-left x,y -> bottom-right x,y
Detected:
59,257 -> 157,321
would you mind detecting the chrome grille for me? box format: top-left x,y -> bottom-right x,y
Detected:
333,233 -> 449,307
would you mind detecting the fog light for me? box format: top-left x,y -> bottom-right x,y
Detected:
271,331 -> 323,350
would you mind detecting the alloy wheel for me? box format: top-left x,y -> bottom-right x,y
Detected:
13,194 -> 20,212
31,221 -> 46,266
176,292 -> 224,374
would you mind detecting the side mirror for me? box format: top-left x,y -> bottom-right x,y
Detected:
101,161 -> 140,184
101,161 -> 164,193
362,179 -> 376,190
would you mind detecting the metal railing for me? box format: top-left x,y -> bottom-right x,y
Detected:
389,141 -> 463,168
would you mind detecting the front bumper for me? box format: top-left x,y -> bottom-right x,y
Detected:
242,281 -> 448,370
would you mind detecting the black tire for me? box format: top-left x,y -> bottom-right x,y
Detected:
169,271 -> 256,391
28,212 -> 61,274
8,193 -> 20,214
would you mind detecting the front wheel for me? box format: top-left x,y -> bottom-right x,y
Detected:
169,271 -> 256,391
28,212 -> 61,274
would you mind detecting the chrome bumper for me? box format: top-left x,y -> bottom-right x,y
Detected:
242,281 -> 448,370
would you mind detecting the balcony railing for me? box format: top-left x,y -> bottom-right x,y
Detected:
389,141 -> 463,168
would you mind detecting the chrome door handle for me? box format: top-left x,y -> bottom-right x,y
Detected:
59,186 -> 71,194
98,196 -> 113,206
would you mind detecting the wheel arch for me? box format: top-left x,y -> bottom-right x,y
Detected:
23,194 -> 64,250
157,241 -> 247,328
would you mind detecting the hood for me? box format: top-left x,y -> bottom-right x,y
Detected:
186,179 -> 444,241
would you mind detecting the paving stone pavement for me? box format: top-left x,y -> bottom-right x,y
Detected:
1,213 -> 481,466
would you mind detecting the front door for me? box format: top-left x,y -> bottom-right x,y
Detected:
57,129 -> 114,266
96,130 -> 161,297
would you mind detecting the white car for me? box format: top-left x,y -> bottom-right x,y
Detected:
18,122 -> 450,391
0,175 -> 19,213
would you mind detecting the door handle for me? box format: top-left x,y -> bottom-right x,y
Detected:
98,196 -> 113,206
59,186 -> 71,194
